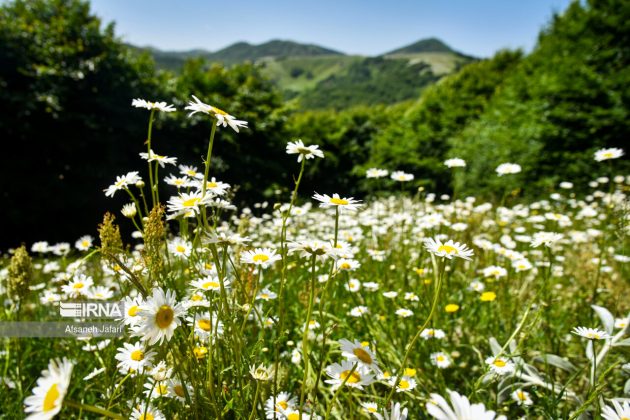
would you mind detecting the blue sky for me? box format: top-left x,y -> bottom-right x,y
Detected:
90,0 -> 574,57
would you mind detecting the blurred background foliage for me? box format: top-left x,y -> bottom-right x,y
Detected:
0,0 -> 628,247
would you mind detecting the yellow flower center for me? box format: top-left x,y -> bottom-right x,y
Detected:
207,182 -> 218,188
174,384 -> 185,397
182,197 -> 200,207
82,241 -> 89,247
287,414 -> 299,420
399,379 -> 410,389
197,319 -> 212,331
194,346 -> 208,359
330,197 -> 349,205
130,349 -> 144,361
437,355 -> 445,362
156,305 -> 174,329
176,245 -> 186,253
340,263 -> 351,270
353,347 -> 373,364
493,359 -> 506,368
437,245 -> 457,254
202,281 -> 219,289
517,391 -> 526,400
253,254 -> 269,262
128,305 -> 139,317
603,152 -> 614,158
367,407 -> 377,413
140,414 -> 154,420
191,294 -> 203,301
277,401 -> 288,410
72,282 -> 84,289
404,368 -> 416,376
43,383 -> 60,412
340,370 -> 361,383
260,294 -> 269,299
212,106 -> 228,116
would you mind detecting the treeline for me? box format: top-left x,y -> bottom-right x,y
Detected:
1,0 -> 628,246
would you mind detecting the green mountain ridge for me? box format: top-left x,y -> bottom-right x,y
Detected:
133,38 -> 474,108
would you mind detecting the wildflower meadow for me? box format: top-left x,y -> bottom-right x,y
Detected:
1,95 -> 628,419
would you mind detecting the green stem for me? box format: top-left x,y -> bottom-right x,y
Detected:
324,363 -> 357,420
273,158 -> 306,413
248,380 -> 261,420
299,254 -> 318,416
384,256 -> 445,406
64,400 -> 124,419
146,109 -> 156,207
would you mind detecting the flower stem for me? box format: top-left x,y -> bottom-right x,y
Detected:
64,400 -> 124,419
146,109 -> 156,207
385,256 -> 445,406
299,254 -> 318,416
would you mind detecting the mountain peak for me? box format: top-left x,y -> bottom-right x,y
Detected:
384,37 -> 457,55
208,39 -> 344,63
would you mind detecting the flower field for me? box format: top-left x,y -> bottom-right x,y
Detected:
1,98 -> 628,419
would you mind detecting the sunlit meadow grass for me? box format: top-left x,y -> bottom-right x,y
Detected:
0,98 -> 628,419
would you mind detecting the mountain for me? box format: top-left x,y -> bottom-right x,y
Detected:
131,39 -> 344,70
384,37 -> 457,55
135,38 -> 475,108
206,40 -> 343,63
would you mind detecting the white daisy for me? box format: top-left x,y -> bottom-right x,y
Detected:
572,326 -> 611,340
602,400 -> 630,420
424,238 -> 474,260
431,352 -> 452,369
444,158 -> 466,168
339,339 -> 380,373
495,163 -> 521,176
485,356 -> 515,375
390,171 -> 414,182
74,235 -> 93,251
511,389 -> 533,406
325,361 -> 375,390
286,139 -> 324,162
264,392 -> 297,419
389,375 -> 417,393
312,193 -> 362,212
185,95 -> 248,132
594,148 -> 624,162
115,342 -> 156,374
366,168 -> 389,178
241,248 -> 282,269
24,358 -> 74,420
135,288 -> 186,345
427,390 -> 506,420
132,98 -> 175,113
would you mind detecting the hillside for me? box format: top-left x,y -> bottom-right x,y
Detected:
135,38 -> 474,108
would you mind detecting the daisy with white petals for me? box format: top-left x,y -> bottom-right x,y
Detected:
135,288 -> 185,345
286,139 -> 324,162
24,358 -> 74,420
185,95 -> 248,133
313,193 -> 362,212
424,238 -> 474,261
132,98 -> 176,113
572,326 -> 611,340
427,390 -> 506,420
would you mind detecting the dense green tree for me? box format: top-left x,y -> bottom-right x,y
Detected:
452,0 -> 630,198
364,50 -> 522,192
0,0 -> 161,247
